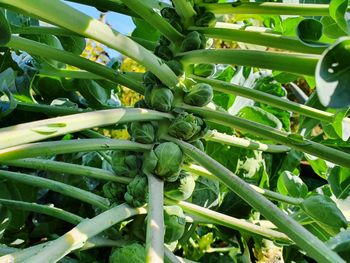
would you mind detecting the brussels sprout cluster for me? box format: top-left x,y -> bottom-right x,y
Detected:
109,243 -> 146,263
169,112 -> 207,141
111,150 -> 141,177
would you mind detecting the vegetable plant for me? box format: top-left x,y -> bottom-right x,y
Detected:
0,0 -> 349,262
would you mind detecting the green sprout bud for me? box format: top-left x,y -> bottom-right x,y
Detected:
109,243 -> 145,263
146,85 -> 174,112
181,31 -> 202,52
134,99 -> 148,109
193,64 -> 216,77
164,171 -> 195,200
130,122 -> 156,144
164,206 -> 186,243
161,7 -> 177,19
159,36 -> 171,46
111,151 -> 140,177
124,174 -> 148,207
195,12 -> 217,27
169,17 -> 183,33
184,83 -> 213,107
103,182 -> 127,202
166,60 -> 184,76
143,71 -> 160,86
155,45 -> 173,61
168,112 -> 207,141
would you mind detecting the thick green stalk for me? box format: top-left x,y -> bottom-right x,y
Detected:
145,174 -> 164,263
180,104 -> 350,169
0,198 -> 83,224
6,36 -> 145,94
1,158 -> 132,184
16,101 -> 86,115
198,2 -> 333,16
2,204 -> 147,263
121,0 -> 183,44
0,0 -> 179,87
189,27 -> 327,54
0,170 -> 110,209
0,139 -> 152,161
0,108 -> 172,149
178,49 -> 319,76
172,0 -> 197,28
190,75 -> 335,123
183,164 -> 303,206
203,130 -> 290,153
165,198 -> 291,243
163,135 -> 344,263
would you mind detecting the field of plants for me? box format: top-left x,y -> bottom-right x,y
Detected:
0,0 -> 349,262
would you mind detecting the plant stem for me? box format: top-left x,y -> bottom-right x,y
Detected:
16,101 -> 86,115
1,158 -> 132,184
0,198 -> 83,224
0,139 -> 153,161
198,2 -> 333,16
0,170 -> 110,209
39,69 -> 103,80
121,0 -> 183,45
182,164 -> 303,206
180,104 -> 350,169
0,108 -> 172,149
0,0 -> 179,87
163,135 -> 345,263
145,174 -> 164,263
172,0 -> 197,28
203,130 -> 290,153
190,75 -> 335,123
11,25 -> 78,36
178,49 -> 319,76
2,204 -> 147,263
6,36 -> 145,94
129,36 -> 157,51
165,198 -> 291,243
189,26 -> 327,54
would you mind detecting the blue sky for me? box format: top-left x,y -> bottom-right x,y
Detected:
66,2 -> 136,57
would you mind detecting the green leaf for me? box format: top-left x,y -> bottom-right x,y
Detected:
191,177 -> 220,209
131,17 -> 160,42
301,194 -> 347,235
316,37 -> 350,108
0,10 -> 11,45
321,108 -> 350,141
237,106 -> 283,130
277,171 -> 308,198
326,229 -> 350,261
328,166 -> 350,199
329,0 -> 349,34
297,19 -> 327,46
321,16 -> 348,39
0,68 -> 17,118
56,35 -> 86,56
304,153 -> 333,179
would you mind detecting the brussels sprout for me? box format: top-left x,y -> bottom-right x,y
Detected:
103,182 -> 127,202
169,17 -> 184,33
164,206 -> 186,243
159,36 -> 171,46
184,83 -> 213,107
168,112 -> 206,141
109,243 -> 145,263
199,32 -> 207,49
111,151 -> 140,177
161,7 -> 177,19
166,60 -> 184,77
130,122 -> 155,144
142,142 -> 183,182
143,71 -> 160,86
193,64 -> 216,77
155,45 -> 173,61
124,174 -> 148,207
181,31 -> 202,52
134,99 -> 148,109
164,171 -> 195,200
146,85 -> 174,112
195,12 -> 217,27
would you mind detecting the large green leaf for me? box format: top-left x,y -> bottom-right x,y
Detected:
296,19 -> 328,47
316,37 -> 350,108
191,177 -> 220,209
329,0 -> 349,34
328,166 -> 350,199
326,229 -> 350,261
0,10 -> 11,45
277,171 -> 308,198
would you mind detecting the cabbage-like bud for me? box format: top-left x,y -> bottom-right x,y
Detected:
195,12 -> 217,27
130,122 -> 156,144
145,85 -> 174,112
155,45 -> 173,61
193,64 -> 216,77
111,151 -> 140,177
159,36 -> 171,46
166,60 -> 184,77
124,174 -> 148,207
168,112 -> 206,141
109,243 -> 145,263
161,7 -> 177,19
184,83 -> 213,107
134,99 -> 148,109
181,31 -> 202,52
143,71 -> 160,86
142,142 -> 183,182
103,182 -> 127,202
169,17 -> 183,33
164,171 -> 195,200
164,206 -> 186,243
